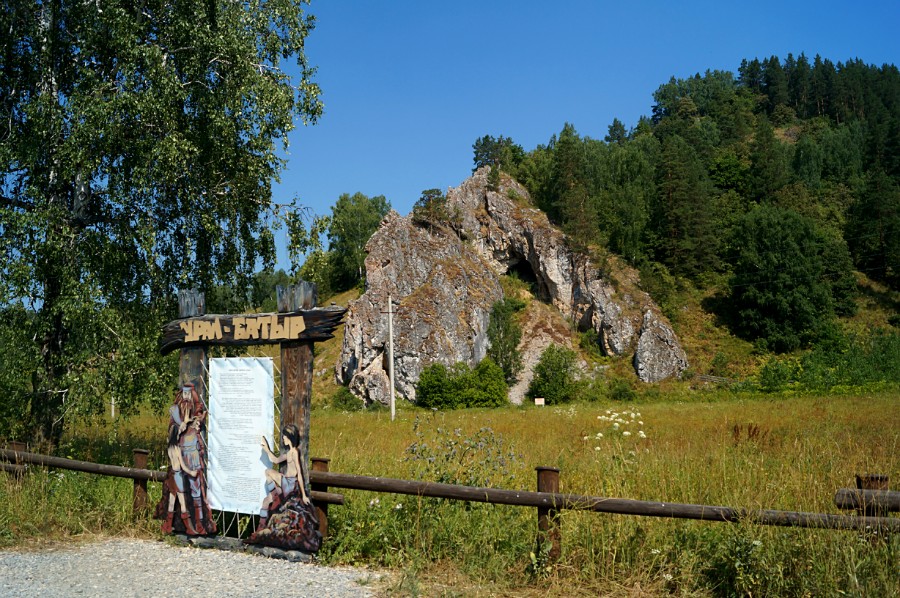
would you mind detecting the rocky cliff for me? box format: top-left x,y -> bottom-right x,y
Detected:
337,169 -> 688,405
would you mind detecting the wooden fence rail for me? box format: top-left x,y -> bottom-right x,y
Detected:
3,447 -> 897,561
0,448 -> 345,509
306,469 -> 900,533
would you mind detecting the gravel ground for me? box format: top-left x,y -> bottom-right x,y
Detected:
0,538 -> 386,598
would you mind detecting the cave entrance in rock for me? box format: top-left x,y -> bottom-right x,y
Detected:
504,257 -> 548,301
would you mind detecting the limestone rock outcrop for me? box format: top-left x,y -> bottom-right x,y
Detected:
336,211 -> 502,404
337,169 -> 688,405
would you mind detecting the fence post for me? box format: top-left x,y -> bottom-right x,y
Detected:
6,441 -> 27,478
132,449 -> 150,516
856,474 -> 889,517
277,283 -> 317,481
536,466 -> 561,562
311,457 -> 330,539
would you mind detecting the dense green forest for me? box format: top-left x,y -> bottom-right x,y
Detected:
476,54 -> 899,353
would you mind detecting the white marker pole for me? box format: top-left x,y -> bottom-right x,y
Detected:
387,294 -> 396,421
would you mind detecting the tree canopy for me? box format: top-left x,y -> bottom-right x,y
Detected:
328,192 -> 391,291
483,53 -> 899,353
0,0 -> 322,444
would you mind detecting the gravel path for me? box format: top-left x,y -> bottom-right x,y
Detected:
0,539 -> 386,598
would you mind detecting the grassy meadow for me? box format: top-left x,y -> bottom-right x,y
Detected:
2,391 -> 898,596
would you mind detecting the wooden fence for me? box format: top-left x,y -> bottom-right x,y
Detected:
3,445 -> 898,560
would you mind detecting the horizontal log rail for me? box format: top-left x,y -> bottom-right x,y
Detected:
307,470 -> 900,533
4,447 -> 896,560
0,449 -> 344,507
835,488 -> 900,513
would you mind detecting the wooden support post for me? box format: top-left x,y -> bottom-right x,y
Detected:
536,466 -> 561,562
856,474 -> 890,517
178,290 -> 208,404
3,443 -> 25,478
277,283 -> 317,469
132,449 -> 150,515
311,457 -> 330,539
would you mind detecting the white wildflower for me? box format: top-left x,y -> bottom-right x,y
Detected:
613,423 -> 619,429
583,435 -> 589,440
594,446 -> 601,451
651,548 -> 661,555
395,503 -> 403,510
622,431 -> 632,437
368,498 -> 380,508
663,573 -> 673,581
638,431 -> 647,439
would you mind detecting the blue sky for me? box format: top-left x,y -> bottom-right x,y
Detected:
271,0 -> 899,270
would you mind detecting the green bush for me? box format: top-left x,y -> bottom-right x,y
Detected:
487,299 -> 524,382
527,344 -> 579,404
608,378 -> 637,402
755,330 -> 900,393
329,387 -> 364,412
416,358 -> 508,409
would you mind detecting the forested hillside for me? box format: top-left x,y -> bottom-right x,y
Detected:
475,54 -> 899,354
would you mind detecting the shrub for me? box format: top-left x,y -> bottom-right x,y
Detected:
416,358 -> 509,409
527,344 -> 579,404
608,378 -> 637,402
487,299 -> 524,382
328,387 -> 363,412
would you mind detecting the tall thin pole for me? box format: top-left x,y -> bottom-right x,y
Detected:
387,294 -> 395,421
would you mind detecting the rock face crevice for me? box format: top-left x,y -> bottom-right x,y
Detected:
337,169 -> 687,405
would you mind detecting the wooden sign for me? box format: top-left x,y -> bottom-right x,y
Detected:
160,307 -> 346,355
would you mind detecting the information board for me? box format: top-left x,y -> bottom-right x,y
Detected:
207,357 -> 275,514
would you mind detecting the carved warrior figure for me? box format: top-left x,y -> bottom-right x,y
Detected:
156,384 -> 217,536
246,424 -> 321,552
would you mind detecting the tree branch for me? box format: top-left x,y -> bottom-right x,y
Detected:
0,193 -> 33,212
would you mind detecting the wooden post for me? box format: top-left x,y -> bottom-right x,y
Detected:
536,466 -> 561,562
6,441 -> 26,478
311,457 -> 330,539
132,449 -> 150,515
277,283 -> 317,490
178,290 -> 208,404
856,474 -> 890,517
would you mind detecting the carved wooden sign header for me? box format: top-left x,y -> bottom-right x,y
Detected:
160,307 -> 347,355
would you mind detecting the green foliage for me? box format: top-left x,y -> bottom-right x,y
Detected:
607,378 -> 637,402
323,420 -> 529,575
754,330 -> 900,393
727,205 -> 854,352
527,344 -> 579,404
0,0 -> 321,444
411,188 -> 460,231
287,213 -> 335,298
415,359 -> 509,409
578,330 -> 606,360
472,134 -> 525,175
328,192 -> 391,291
487,299 -> 524,382
328,386 -> 364,412
487,164 -> 501,191
846,169 -> 900,289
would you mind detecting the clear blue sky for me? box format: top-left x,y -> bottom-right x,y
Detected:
272,0 -> 899,270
